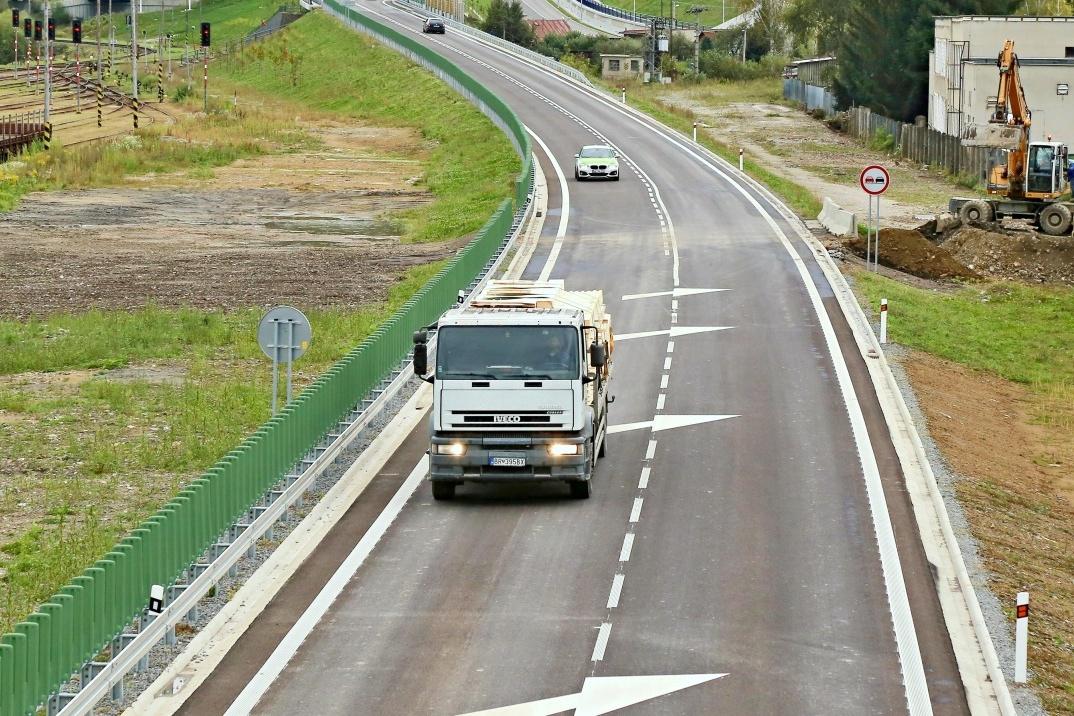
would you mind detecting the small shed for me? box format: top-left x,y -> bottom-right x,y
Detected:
600,54 -> 643,80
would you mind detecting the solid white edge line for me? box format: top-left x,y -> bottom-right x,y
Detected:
224,456 -> 430,715
528,126 -> 570,283
606,574 -> 625,609
591,623 -> 612,662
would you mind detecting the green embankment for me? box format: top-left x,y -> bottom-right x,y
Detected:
0,7 -> 516,633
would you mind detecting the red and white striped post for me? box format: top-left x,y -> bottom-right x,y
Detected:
879,298 -> 888,344
1015,592 -> 1029,683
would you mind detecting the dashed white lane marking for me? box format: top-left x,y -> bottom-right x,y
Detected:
656,393 -> 666,411
660,374 -> 669,389
527,127 -> 570,283
645,439 -> 657,460
629,498 -> 644,523
666,341 -> 675,354
619,533 -> 635,562
671,299 -> 678,310
664,356 -> 672,370
671,312 -> 678,324
591,623 -> 612,661
638,467 -> 651,489
607,574 -> 625,609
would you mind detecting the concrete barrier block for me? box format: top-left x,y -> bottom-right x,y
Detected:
818,196 -> 857,237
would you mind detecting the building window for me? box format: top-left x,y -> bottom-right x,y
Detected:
631,60 -> 640,71
609,59 -> 620,71
1066,46 -> 1074,58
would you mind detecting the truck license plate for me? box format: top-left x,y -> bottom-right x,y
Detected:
489,455 -> 526,467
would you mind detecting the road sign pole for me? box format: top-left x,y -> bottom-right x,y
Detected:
271,321 -> 280,415
286,321 -> 294,404
866,194 -> 873,268
875,195 -> 881,271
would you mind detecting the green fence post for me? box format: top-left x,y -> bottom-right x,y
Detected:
68,577 -> 93,666
2,633 -> 26,716
13,623 -> 37,716
0,641 -> 14,716
50,593 -> 75,690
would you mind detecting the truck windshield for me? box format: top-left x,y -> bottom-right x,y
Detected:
437,325 -> 579,380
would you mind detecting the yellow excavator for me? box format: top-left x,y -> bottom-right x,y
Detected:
953,40 -> 1073,235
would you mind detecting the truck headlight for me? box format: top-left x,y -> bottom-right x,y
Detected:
434,442 -> 466,456
548,442 -> 580,457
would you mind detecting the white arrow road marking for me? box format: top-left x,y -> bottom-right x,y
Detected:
621,288 -> 729,301
457,673 -> 728,716
614,326 -> 732,341
608,414 -> 739,434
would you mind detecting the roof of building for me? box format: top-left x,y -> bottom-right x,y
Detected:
937,14 -> 1074,22
790,56 -> 836,66
527,19 -> 572,40
600,53 -> 642,59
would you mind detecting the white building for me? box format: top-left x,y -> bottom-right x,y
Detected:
930,16 -> 1074,147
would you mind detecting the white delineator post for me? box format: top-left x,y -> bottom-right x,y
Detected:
692,122 -> 697,142
1015,592 -> 1029,683
738,148 -> 743,171
620,86 -> 626,103
879,298 -> 888,343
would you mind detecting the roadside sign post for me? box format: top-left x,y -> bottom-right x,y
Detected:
879,298 -> 888,343
859,164 -> 890,271
258,306 -> 312,414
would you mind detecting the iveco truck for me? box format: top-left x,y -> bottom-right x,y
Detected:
412,280 -> 613,500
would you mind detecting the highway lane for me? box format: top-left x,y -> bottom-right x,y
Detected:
180,6 -> 971,715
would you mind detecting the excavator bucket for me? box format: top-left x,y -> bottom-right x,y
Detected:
962,123 -> 1022,150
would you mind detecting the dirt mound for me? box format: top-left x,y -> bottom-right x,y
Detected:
938,226 -> 1074,286
846,228 -> 980,281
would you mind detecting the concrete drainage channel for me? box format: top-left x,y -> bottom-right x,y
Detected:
49,176 -> 534,716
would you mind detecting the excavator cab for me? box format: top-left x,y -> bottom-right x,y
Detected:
1026,142 -> 1068,197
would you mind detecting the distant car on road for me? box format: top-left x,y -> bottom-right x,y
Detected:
574,144 -> 619,181
422,17 -> 445,33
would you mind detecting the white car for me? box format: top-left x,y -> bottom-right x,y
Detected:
574,145 -> 619,181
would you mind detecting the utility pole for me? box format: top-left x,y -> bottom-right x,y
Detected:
96,0 -> 102,81
741,26 -> 746,62
43,0 -> 51,123
131,0 -> 138,98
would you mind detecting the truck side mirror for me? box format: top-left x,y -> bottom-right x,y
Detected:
413,330 -> 428,376
589,342 -> 607,368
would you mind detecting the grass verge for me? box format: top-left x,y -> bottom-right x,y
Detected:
0,262 -> 443,634
851,270 -> 1074,713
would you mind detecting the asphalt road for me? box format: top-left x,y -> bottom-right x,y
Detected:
180,6 -> 972,715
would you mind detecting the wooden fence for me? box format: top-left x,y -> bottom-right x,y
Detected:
783,79 -> 1002,183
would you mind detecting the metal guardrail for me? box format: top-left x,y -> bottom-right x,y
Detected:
0,4 -> 534,714
392,0 -> 594,86
569,0 -> 699,30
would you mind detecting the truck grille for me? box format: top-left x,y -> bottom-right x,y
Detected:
448,410 -> 567,429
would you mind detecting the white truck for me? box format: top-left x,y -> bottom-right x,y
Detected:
412,280 -> 613,500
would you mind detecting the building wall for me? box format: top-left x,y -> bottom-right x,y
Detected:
930,16 -> 1074,147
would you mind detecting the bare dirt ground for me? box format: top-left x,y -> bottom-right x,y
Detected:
904,352 -> 1074,712
662,93 -> 966,227
0,123 -> 458,319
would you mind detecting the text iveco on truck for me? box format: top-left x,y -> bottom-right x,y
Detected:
412,280 -> 613,500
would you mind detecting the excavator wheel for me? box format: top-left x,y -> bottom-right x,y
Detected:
1038,204 -> 1073,236
958,200 -> 993,226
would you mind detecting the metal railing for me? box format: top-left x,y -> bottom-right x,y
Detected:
0,3 -> 533,713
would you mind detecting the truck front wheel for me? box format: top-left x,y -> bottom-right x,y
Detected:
431,482 -> 456,500
569,480 -> 592,499
958,199 -> 993,225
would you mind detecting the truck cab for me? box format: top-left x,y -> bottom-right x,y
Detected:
413,281 -> 612,500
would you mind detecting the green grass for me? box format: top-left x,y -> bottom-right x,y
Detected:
0,262 -> 443,634
216,12 -> 518,242
852,272 -> 1074,389
85,0 -> 291,47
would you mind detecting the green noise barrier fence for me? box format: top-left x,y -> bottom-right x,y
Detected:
0,4 -> 532,713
